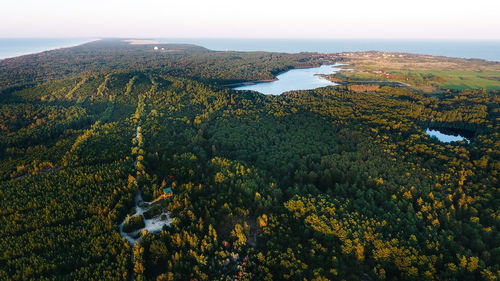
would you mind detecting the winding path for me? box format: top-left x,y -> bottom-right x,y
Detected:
118,96 -> 172,280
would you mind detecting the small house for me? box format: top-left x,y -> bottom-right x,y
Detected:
152,187 -> 174,203
163,188 -> 173,197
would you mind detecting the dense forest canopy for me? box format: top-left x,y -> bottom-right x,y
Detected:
0,40 -> 498,281
0,39 -> 333,87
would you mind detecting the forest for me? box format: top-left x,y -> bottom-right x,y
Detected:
0,40 -> 498,281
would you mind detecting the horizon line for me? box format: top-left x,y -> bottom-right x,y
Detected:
2,37 -> 500,41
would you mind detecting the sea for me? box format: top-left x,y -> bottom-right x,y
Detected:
1,38 -> 500,62
0,38 -> 96,59
158,38 -> 500,62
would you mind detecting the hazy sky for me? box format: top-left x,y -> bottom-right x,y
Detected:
2,0 -> 499,39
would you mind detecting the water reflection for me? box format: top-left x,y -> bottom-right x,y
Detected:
233,64 -> 341,95
426,128 -> 471,143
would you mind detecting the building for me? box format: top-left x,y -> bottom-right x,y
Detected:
152,187 -> 174,203
163,188 -> 173,197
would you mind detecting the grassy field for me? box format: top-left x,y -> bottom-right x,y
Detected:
422,70 -> 500,90
336,51 -> 500,92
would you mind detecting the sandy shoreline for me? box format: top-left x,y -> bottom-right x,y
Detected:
123,39 -> 161,45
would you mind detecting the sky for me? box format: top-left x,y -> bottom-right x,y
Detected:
1,0 -> 500,39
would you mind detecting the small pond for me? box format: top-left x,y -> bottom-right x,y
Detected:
426,127 -> 473,143
233,64 -> 342,95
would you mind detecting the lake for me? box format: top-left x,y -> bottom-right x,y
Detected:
233,64 -> 341,95
426,128 -> 471,143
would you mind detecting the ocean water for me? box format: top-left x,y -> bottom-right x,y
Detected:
0,38 -> 95,59
1,38 -> 499,62
157,38 -> 500,62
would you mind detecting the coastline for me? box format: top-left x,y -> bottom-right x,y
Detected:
0,38 -> 100,60
223,78 -> 278,87
123,39 -> 161,45
154,38 -> 500,62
